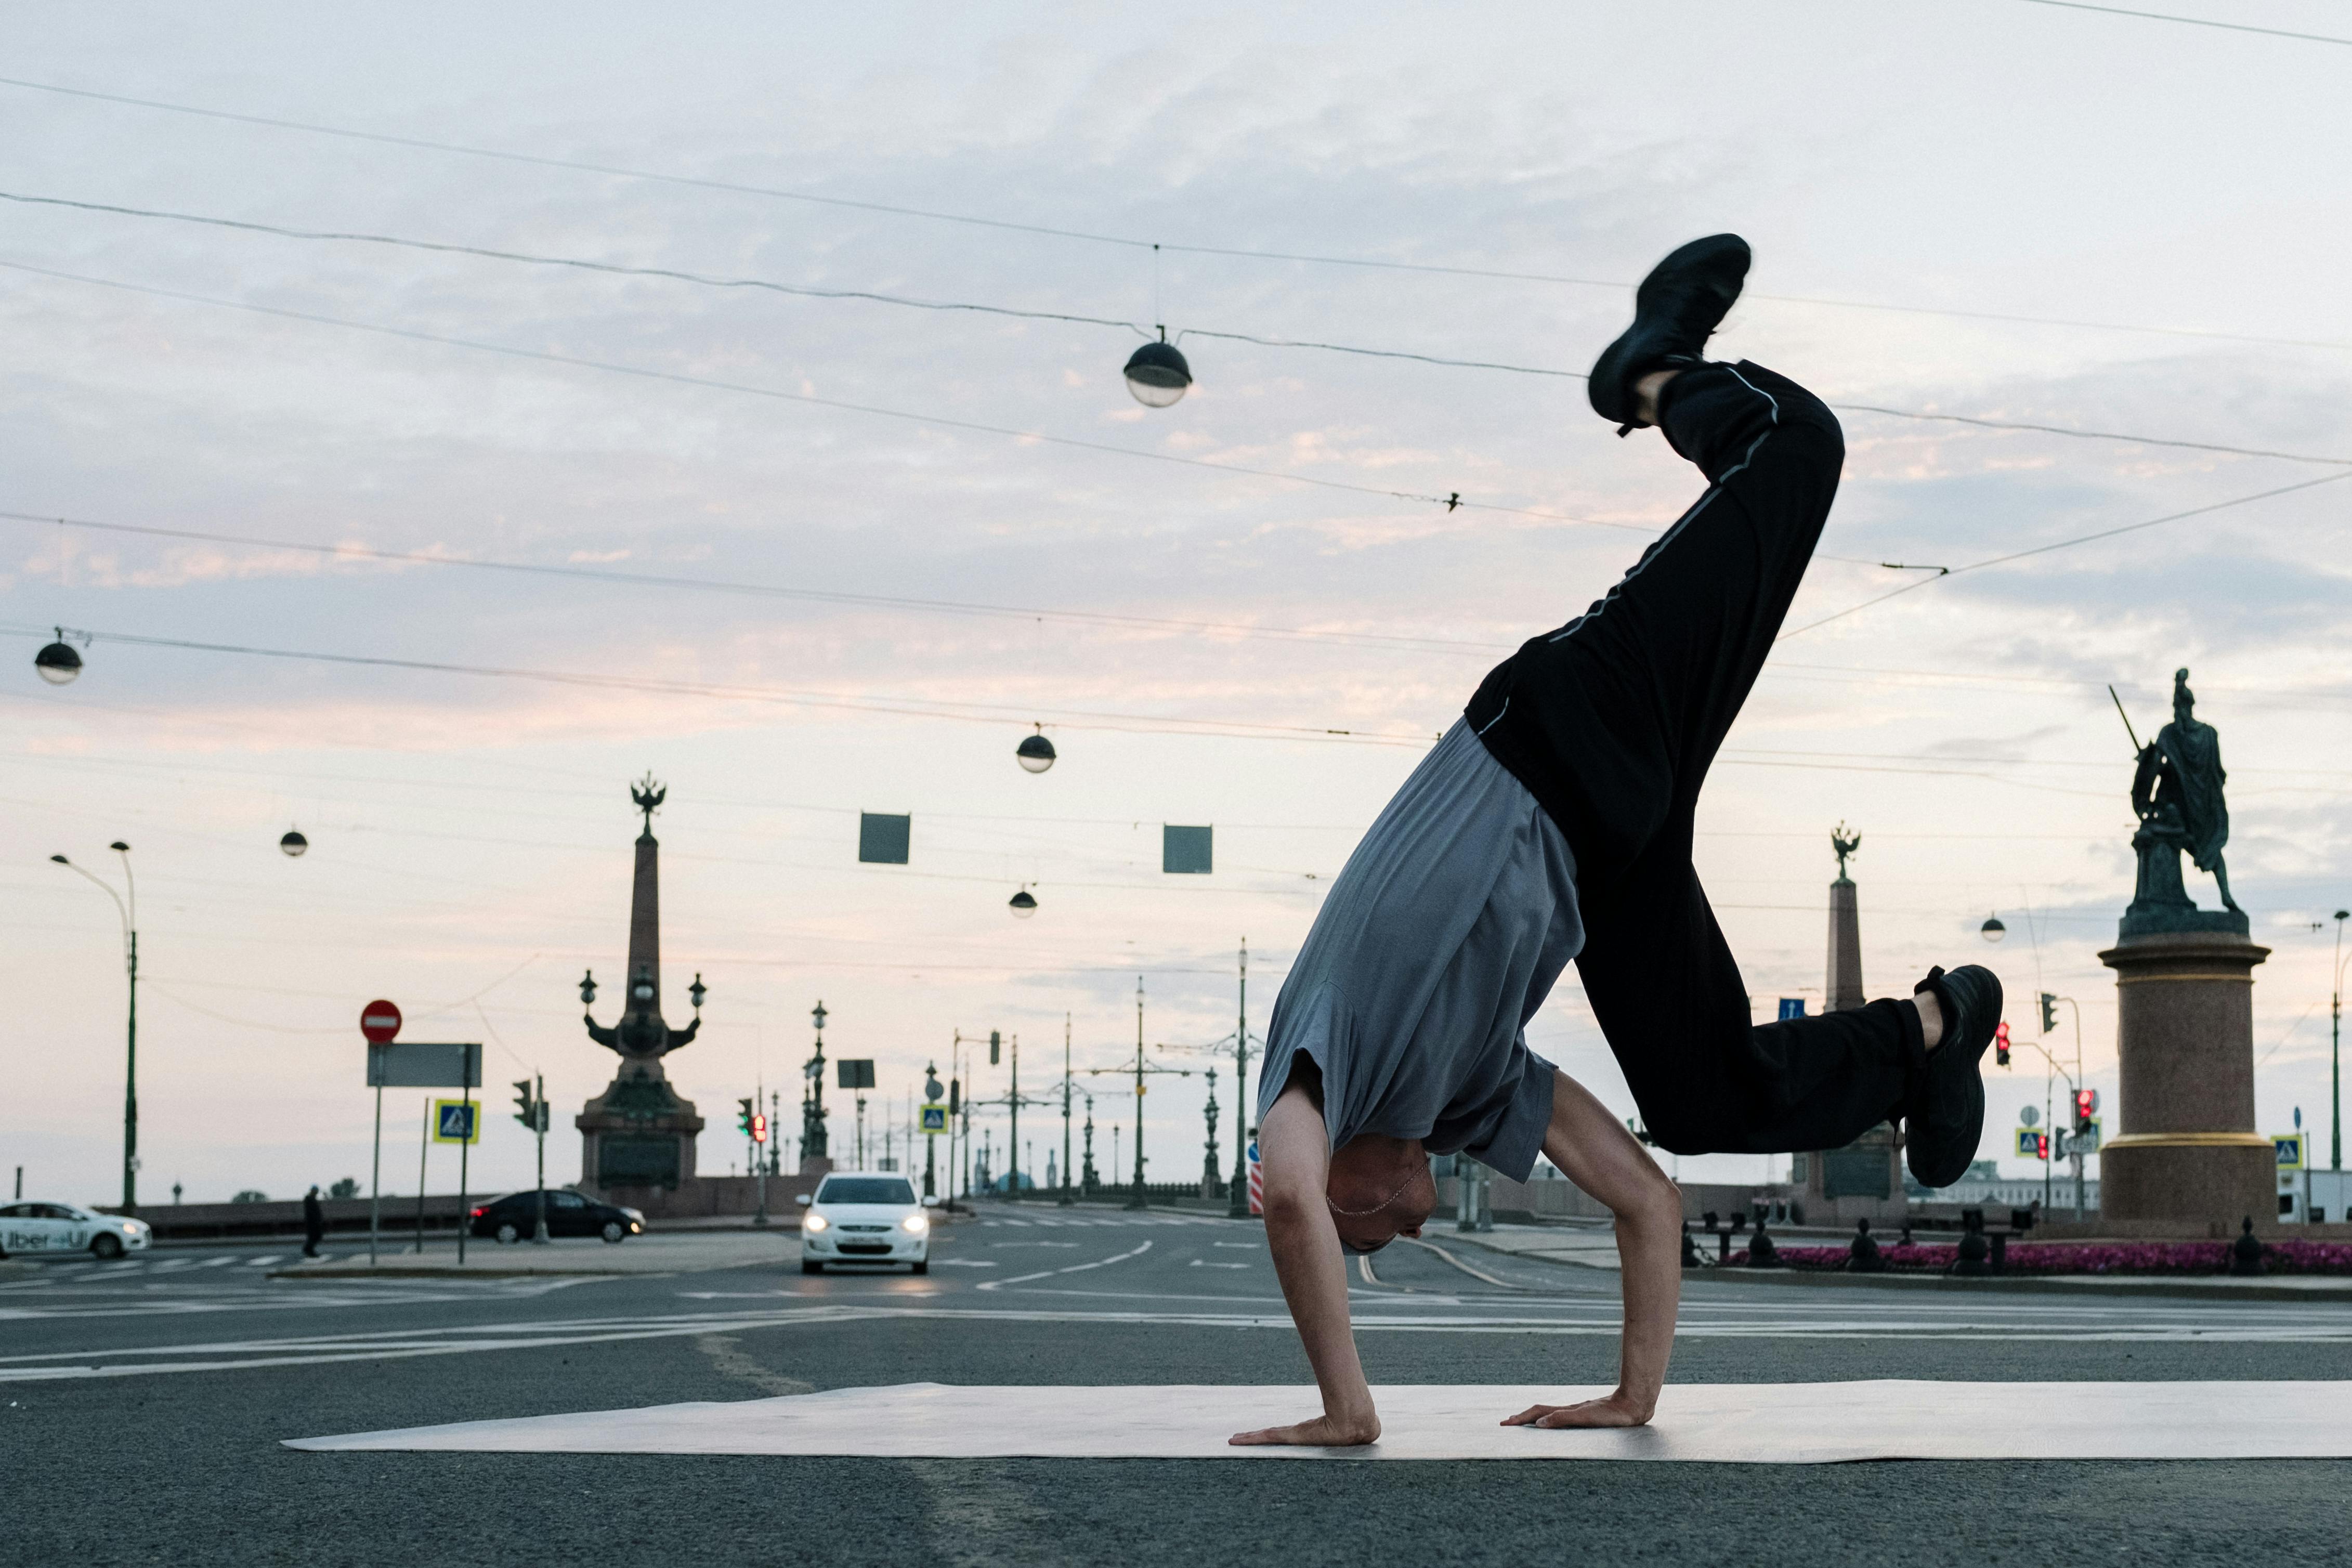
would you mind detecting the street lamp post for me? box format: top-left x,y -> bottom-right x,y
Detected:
53,843 -> 137,1210
2333,910 -> 2350,1172
1060,1013 -> 1075,1208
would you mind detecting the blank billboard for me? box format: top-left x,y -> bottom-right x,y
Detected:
858,812 -> 911,865
1162,825 -> 1213,874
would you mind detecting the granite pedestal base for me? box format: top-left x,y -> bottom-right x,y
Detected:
2098,930 -> 2271,1235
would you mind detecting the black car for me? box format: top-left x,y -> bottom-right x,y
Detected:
468,1188 -> 645,1244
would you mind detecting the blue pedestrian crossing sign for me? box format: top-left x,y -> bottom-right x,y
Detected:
921,1103 -> 948,1134
2275,1133 -> 2306,1170
433,1100 -> 481,1144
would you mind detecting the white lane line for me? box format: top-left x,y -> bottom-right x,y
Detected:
1189,1260 -> 1249,1270
1400,1237 -> 1523,1290
12,1295 -> 2352,1385
199,1257 -> 238,1269
247,1256 -> 283,1266
977,1239 -> 1153,1292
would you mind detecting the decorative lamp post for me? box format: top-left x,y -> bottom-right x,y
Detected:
52,842 -> 137,1209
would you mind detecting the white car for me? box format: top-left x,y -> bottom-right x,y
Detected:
0,1201 -> 152,1260
798,1172 -> 937,1275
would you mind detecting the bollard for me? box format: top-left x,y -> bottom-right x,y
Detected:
2230,1216 -> 2266,1277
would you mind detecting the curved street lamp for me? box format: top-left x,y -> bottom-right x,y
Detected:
51,842 -> 138,1209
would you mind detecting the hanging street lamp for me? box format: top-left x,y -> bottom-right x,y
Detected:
1980,913 -> 2007,943
34,629 -> 82,685
1008,887 -> 1038,919
1122,333 -> 1192,408
1015,725 -> 1057,774
279,829 -> 309,857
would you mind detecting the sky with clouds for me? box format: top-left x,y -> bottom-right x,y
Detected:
3,2 -> 2347,1207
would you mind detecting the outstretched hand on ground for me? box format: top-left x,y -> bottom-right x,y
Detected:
1230,1412 -> 1382,1448
1501,1391 -> 1654,1430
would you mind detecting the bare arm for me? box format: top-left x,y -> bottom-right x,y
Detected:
1501,1069 -> 1682,1428
1228,1080 -> 1381,1447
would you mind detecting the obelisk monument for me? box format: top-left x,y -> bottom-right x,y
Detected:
1798,825 -> 1905,1221
576,774 -> 709,1199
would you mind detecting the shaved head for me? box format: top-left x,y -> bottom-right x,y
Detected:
1325,1134 -> 1435,1254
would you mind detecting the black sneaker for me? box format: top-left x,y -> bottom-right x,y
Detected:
1904,964 -> 2002,1188
1588,233 -> 1751,430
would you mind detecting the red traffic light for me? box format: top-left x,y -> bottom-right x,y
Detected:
2074,1089 -> 2097,1128
1994,1021 -> 2011,1068
751,1113 -> 768,1145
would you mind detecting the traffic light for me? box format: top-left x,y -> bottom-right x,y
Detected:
949,1078 -> 960,1115
2039,992 -> 2058,1031
737,1097 -> 755,1136
512,1079 -> 535,1128
2074,1088 -> 2098,1130
750,1113 -> 768,1145
989,1029 -> 1001,1066
2035,1132 -> 2049,1161
1994,1022 -> 2011,1068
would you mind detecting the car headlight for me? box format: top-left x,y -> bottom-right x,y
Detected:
901,1213 -> 928,1234
803,1213 -> 829,1233
118,1222 -> 140,1235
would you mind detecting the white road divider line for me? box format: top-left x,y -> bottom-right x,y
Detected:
978,1239 -> 1152,1291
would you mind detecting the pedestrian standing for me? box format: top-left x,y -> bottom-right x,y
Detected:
303,1184 -> 325,1258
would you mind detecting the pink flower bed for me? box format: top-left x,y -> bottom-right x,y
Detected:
1723,1240 -> 2352,1275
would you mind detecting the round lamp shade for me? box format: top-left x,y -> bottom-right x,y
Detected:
34,638 -> 81,685
279,829 -> 309,857
1009,888 -> 1039,918
1016,729 -> 1057,774
1122,340 -> 1192,408
1980,914 -> 2007,943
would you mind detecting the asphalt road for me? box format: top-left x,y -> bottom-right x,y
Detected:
8,1208 -> 2352,1566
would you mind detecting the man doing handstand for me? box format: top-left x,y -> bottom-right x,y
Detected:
1232,234 -> 2001,1448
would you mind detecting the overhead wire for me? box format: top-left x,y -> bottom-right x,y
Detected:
1776,468 -> 2352,639
0,258 -> 1652,534
9,189 -> 2350,468
1,74 -> 2343,355
2013,0 -> 2352,46
0,620 -> 1440,747
0,509 -> 1527,657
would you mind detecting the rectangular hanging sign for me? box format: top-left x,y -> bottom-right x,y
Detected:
368,1041 -> 481,1089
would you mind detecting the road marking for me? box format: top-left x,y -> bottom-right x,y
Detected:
11,1291 -> 2352,1384
930,1259 -> 997,1268
977,1240 -> 1153,1292
1400,1237 -> 1524,1290
1188,1260 -> 1249,1270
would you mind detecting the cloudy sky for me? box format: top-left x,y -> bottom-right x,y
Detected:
4,3 -> 2347,1207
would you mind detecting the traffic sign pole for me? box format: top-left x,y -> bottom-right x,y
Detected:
359,1000 -> 403,1269
456,1047 -> 474,1265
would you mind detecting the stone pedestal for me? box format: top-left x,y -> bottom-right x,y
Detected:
577,1065 -> 704,1197
2098,930 -> 2272,1234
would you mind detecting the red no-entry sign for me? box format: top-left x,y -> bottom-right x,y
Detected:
360,999 -> 403,1044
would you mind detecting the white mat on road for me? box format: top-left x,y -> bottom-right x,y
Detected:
285,1380 -> 2352,1462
